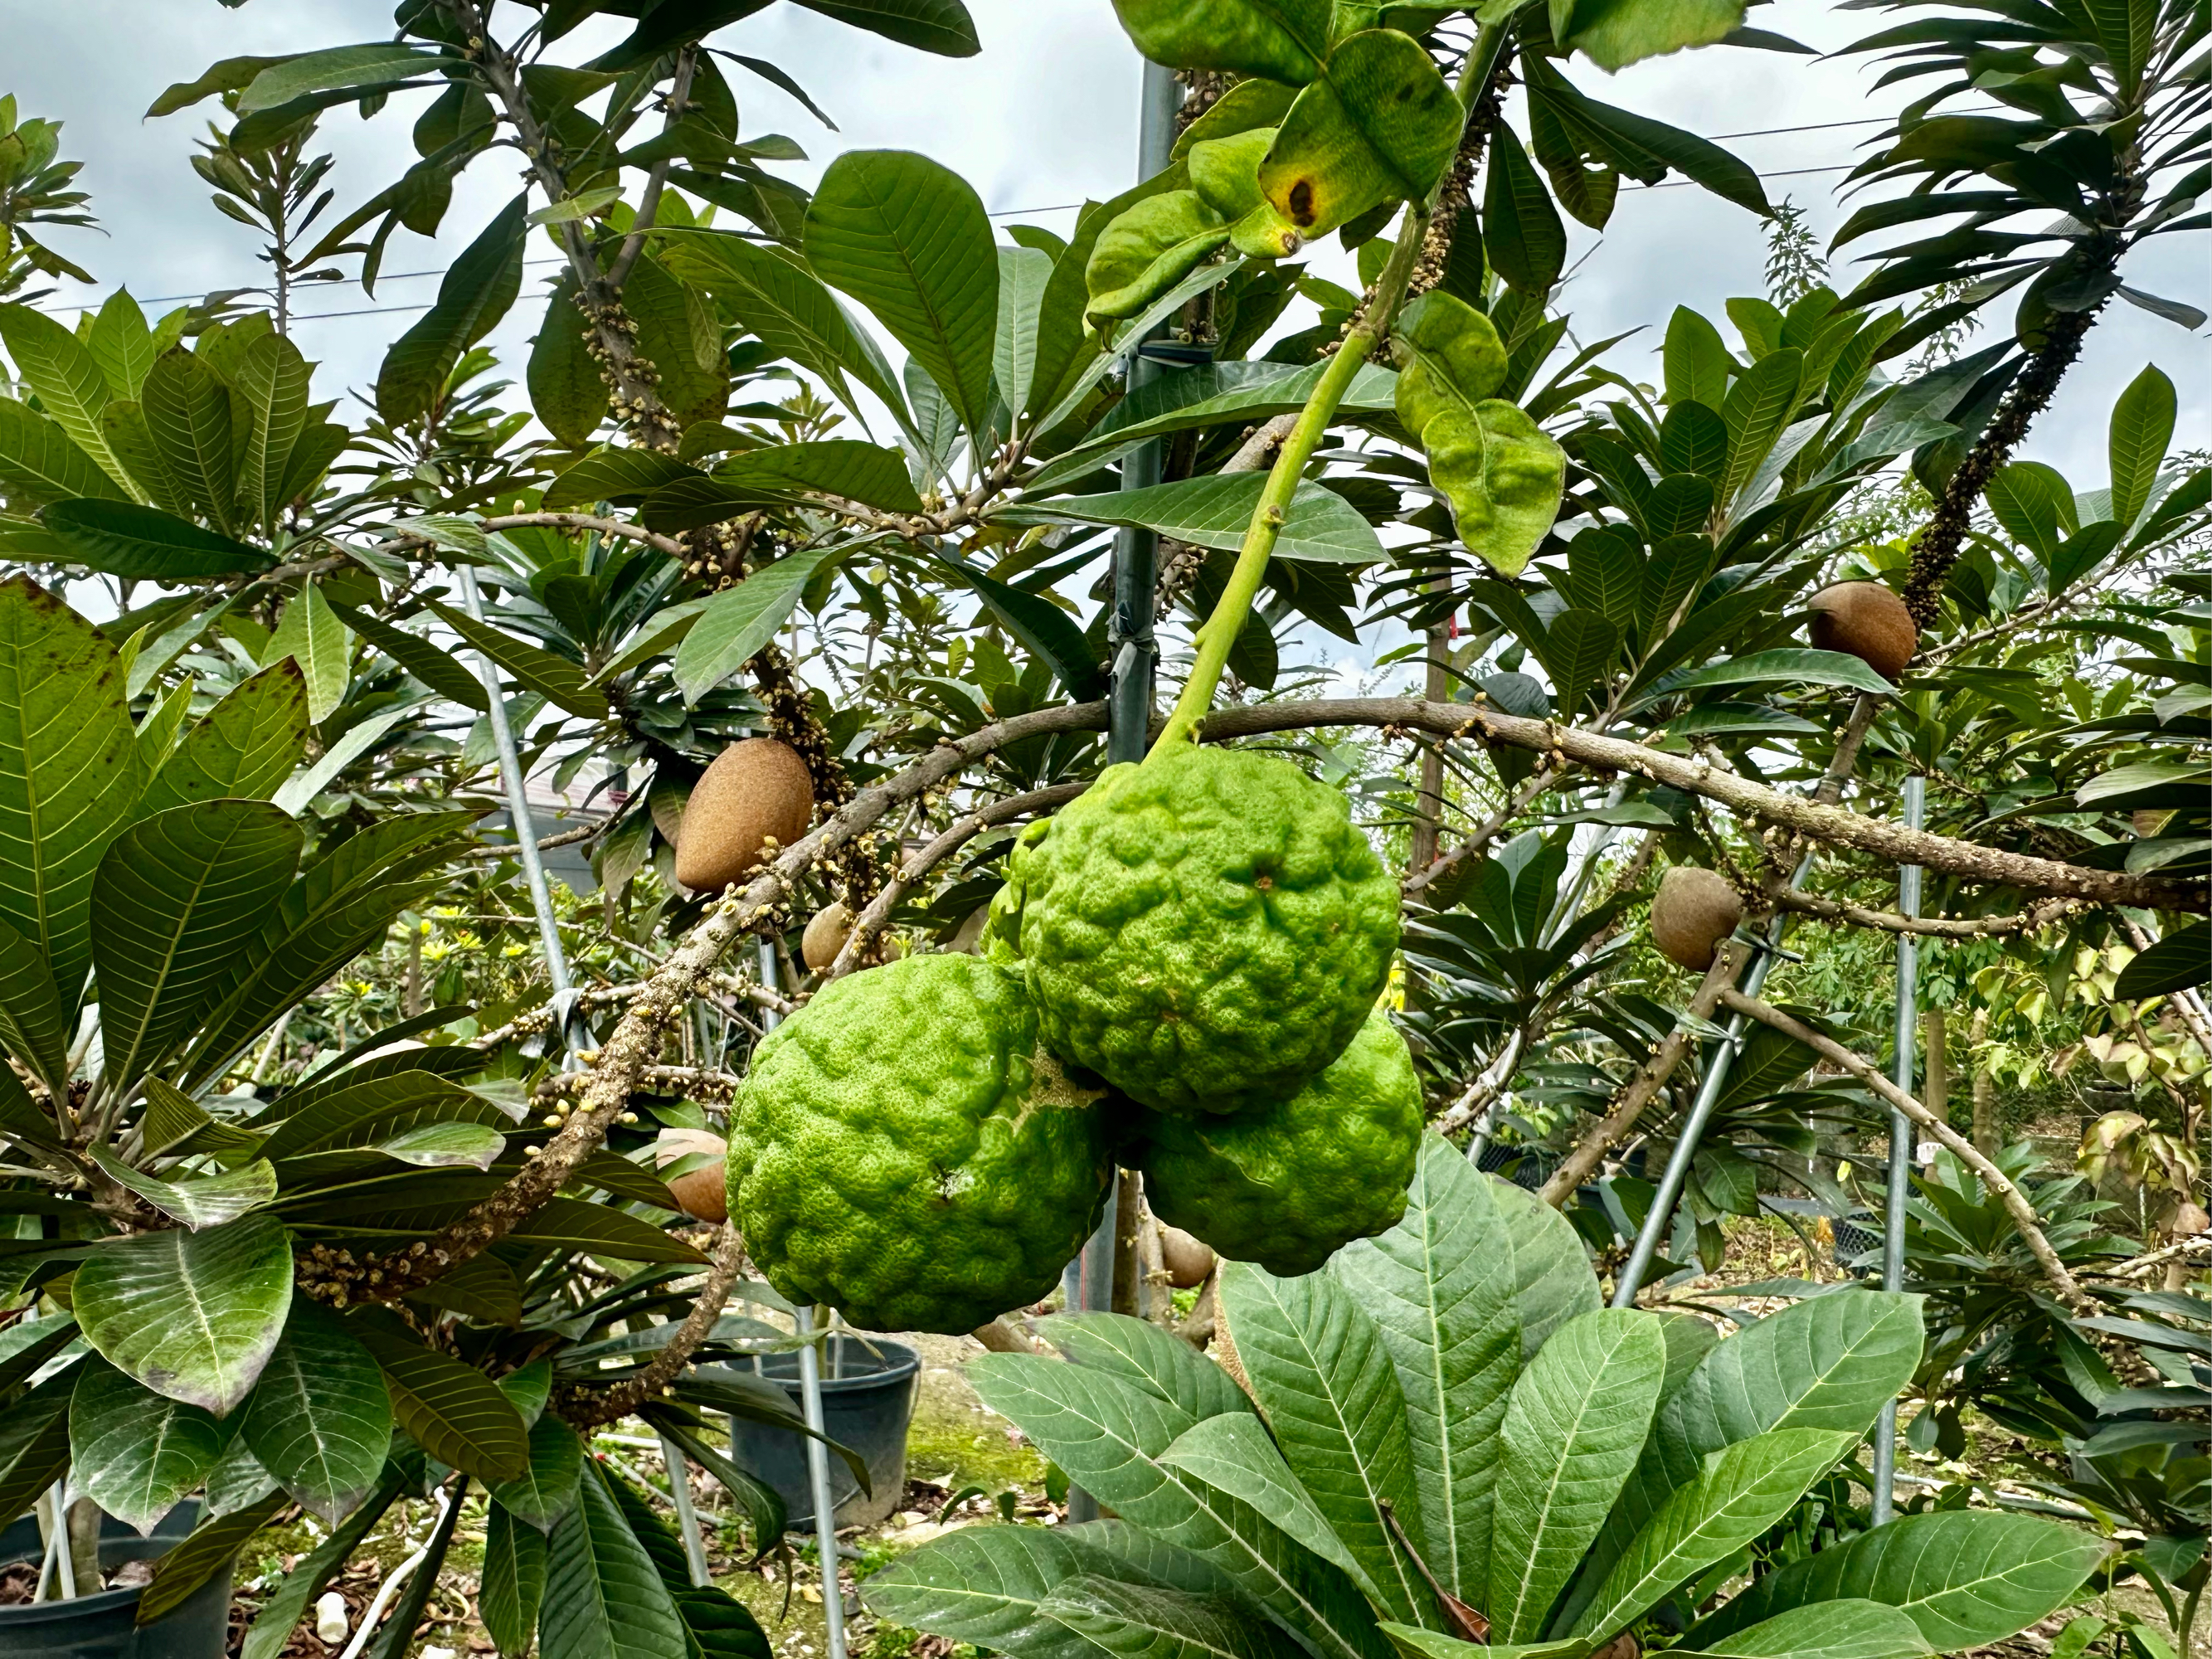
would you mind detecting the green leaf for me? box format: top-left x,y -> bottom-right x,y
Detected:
429,600 -> 609,719
139,348 -> 242,536
87,289 -> 157,401
1218,1262 -> 1427,1623
1048,1311 -> 1257,1423
1486,1178 -> 1600,1355
1379,1626 -> 1589,1659
1330,1135 -> 1521,1603
233,332 -> 313,533
1111,0 -> 1332,84
626,252 -> 731,429
530,273 -> 609,450
0,1362 -> 75,1526
0,397 -> 129,509
74,1210 -> 294,1414
0,577 -> 143,1035
269,701 -> 421,815
264,584 -> 351,724
377,195 -> 527,425
2108,364 -> 2176,528
92,800 -> 301,1086
352,1311 -> 529,1484
512,1195 -> 709,1262
380,1120 -> 507,1169
2114,922 -> 2210,999
1262,29 -> 1462,237
715,439 -> 924,512
968,1356 -> 1393,1659
1666,647 -> 1894,697
141,661 -> 312,817
542,445 -> 699,510
1718,348 -> 1804,504
1685,1512 -> 2108,1653
70,1355 -> 226,1535
1553,0 -> 1748,71
997,244 -> 1056,421
237,43 -> 452,113
1697,1600 -> 1932,1659
862,1521 -> 1123,1659
805,150 -> 999,438
241,1296 -> 393,1525
1041,1573 -> 1309,1659
1487,1308 -> 1666,1642
998,472 -> 1383,563
671,546 -> 838,704
1569,1428 -> 1861,1639
677,1586 -> 774,1659
1663,308 -> 1731,411
1086,192 -> 1232,323
1157,1410 -> 1383,1599
40,498 -> 273,577
484,1498 -> 551,1655
935,557 -> 1103,698
134,1488 -> 288,1624
331,601 -> 492,712
241,1465 -> 407,1659
261,1070 -> 513,1160
91,1150 -> 278,1231
1056,358 -> 1397,473
1391,290 -> 1563,577
0,302 -> 139,495
1483,127 -> 1567,300
542,1462 -> 693,1659
1540,609 -> 1620,719
491,1412 -> 587,1531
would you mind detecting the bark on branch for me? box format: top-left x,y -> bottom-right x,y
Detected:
561,1221 -> 746,1429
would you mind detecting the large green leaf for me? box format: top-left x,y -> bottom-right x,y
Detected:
1378,1627 -> 1588,1659
261,1070 -> 513,1161
1047,1311 -> 1256,1425
139,660 -> 312,817
0,577 -> 143,1040
542,1462 -> 692,1659
1157,1411 -> 1383,1600
2107,363 -> 2176,528
1330,1136 -> 1520,1604
670,545 -> 838,704
134,1488 -> 287,1623
0,397 -> 129,508
139,348 -> 242,536
996,244 -> 1056,421
72,1209 -> 294,1414
233,332 -> 313,534
1684,1511 -> 2108,1653
93,800 -> 300,1085
1486,1177 -> 1601,1355
429,600 -> 609,719
969,1355 -> 1393,1659
997,472 -> 1383,562
264,582 -> 351,723
1085,192 -> 1232,323
1219,1262 -> 1427,1623
0,302 -> 139,494
1042,1572 -> 1308,1659
714,439 -> 924,513
530,272 -> 610,450
240,1465 -> 407,1659
0,1362 -> 76,1527
934,557 -> 1104,699
1111,0 -> 1332,83
241,1295 -> 393,1525
352,1311 -> 529,1484
377,194 -> 528,425
1551,0 -> 1748,71
1568,1428 -> 1861,1640
484,1498 -> 551,1656
1390,292 -> 1563,577
86,290 -> 156,401
1697,1600 -> 1931,1659
1483,128 -> 1567,300
491,1411 -> 587,1531
511,1195 -> 708,1262
90,1149 -> 278,1230
1487,1308 -> 1666,1642
330,602 -> 490,712
795,0 -> 980,54
1665,647 -> 1894,697
863,1520 -> 1119,1659
70,1355 -> 226,1535
805,150 -> 999,437
1718,348 -> 1804,504
39,499 -> 273,577
626,251 -> 731,429
1261,29 -> 1462,237
2114,922 -> 2210,999
237,44 -> 453,112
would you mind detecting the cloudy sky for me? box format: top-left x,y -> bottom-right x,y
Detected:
7,0 -> 2204,489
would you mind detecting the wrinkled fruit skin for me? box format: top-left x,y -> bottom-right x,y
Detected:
728,953 -> 1113,1334
1130,1010 -> 1423,1277
992,745 -> 1399,1116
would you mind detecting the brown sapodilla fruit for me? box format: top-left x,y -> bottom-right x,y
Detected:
1159,1224 -> 1216,1289
666,1162 -> 729,1224
1650,866 -> 1743,972
801,902 -> 854,974
1807,581 -> 1918,680
674,738 -> 814,893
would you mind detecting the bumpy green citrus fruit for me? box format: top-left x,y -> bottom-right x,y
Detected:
1130,1010 -> 1423,1277
989,744 -> 1398,1115
728,953 -> 1114,1333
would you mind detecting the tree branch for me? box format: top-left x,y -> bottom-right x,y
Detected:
1765,882 -> 2081,940
561,1221 -> 746,1429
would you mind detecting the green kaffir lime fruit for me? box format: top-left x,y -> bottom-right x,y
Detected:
989,743 -> 1399,1116
728,952 -> 1113,1334
1130,1010 -> 1423,1277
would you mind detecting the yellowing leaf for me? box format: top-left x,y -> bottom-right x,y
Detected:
1085,192 -> 1231,323
1259,29 -> 1462,238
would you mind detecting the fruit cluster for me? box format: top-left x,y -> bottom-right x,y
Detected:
712,744 -> 1417,1333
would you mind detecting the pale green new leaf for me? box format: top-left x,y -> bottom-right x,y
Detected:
70,1355 -> 226,1535
1040,1573 -> 1309,1659
1487,1308 -> 1666,1642
996,472 -> 1382,562
91,799 -> 301,1087
1553,0 -> 1749,71
1111,0 -> 1331,83
1697,1599 -> 1932,1659
264,582 -> 351,722
72,1209 -> 294,1414
2107,364 -> 2176,528
1219,1262 -> 1427,1624
1085,192 -> 1231,323
1568,1428 -> 1861,1640
139,660 -> 311,817
542,1464 -> 691,1659
90,1148 -> 277,1230
672,545 -> 838,703
241,1297 -> 393,1525
1330,1136 -> 1520,1603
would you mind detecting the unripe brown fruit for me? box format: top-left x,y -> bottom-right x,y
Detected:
1807,581 -> 1917,680
802,902 -> 854,973
1159,1224 -> 1216,1289
666,1162 -> 729,1224
674,738 -> 814,893
1650,866 -> 1743,971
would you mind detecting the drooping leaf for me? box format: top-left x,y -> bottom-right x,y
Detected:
484,1498 -> 551,1655
351,1311 -> 529,1484
670,546 -> 839,704
2113,922 -> 2210,999
490,1411 -> 588,1531
804,150 -> 999,437
1483,128 -> 1567,300
1111,0 -> 1332,84
236,44 -> 454,113
40,499 -> 273,577
541,1462 -> 693,1659
1261,29 -> 1463,237
1553,0 -> 1749,71
530,273 -> 610,450
241,1295 -> 394,1525
713,439 -> 925,512
90,1149 -> 278,1231
330,601 -> 492,713
793,0 -> 980,55
377,194 -> 528,425
997,472 -> 1383,562
0,1362 -> 76,1527
134,1488 -> 289,1624
1087,192 -> 1232,322
626,251 -> 732,429
1487,1308 -> 1666,1642
70,1355 -> 226,1536
429,600 -> 609,719
73,1210 -> 294,1415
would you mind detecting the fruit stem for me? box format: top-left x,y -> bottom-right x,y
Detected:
1147,32 -> 1508,761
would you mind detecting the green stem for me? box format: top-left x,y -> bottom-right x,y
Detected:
1146,27 -> 1510,761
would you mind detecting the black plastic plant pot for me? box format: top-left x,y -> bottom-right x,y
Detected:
713,1336 -> 921,1531
0,1501 -> 231,1658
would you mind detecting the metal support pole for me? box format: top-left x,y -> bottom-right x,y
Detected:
660,1432 -> 712,1585
1871,776 -> 1924,1525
